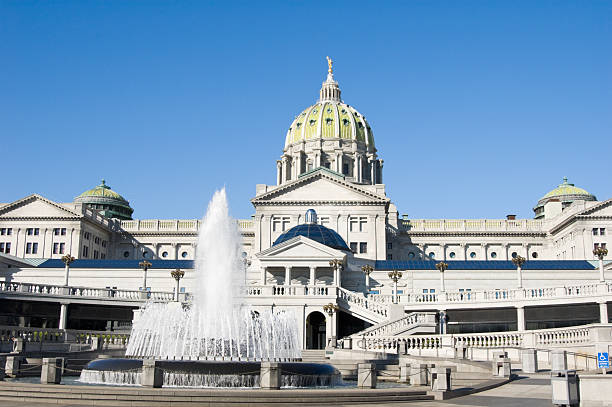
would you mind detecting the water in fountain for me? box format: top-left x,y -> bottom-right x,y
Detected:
124,188 -> 301,361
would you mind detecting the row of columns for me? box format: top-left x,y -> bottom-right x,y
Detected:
276,152 -> 382,185
437,302 -> 609,334
260,265 -> 341,286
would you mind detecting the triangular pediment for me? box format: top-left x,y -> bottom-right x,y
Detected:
0,194 -> 81,219
577,198 -> 612,217
252,170 -> 389,205
257,236 -> 347,260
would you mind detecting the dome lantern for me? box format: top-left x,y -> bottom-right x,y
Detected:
533,177 -> 596,219
74,179 -> 134,220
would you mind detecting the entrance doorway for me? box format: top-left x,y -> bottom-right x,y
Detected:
306,311 -> 326,349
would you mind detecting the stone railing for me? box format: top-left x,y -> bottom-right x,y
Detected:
0,281 -> 175,303
243,285 -> 335,297
351,312 -> 437,339
352,323 -> 608,354
337,287 -> 389,322
400,282 -> 611,309
0,325 -> 130,348
118,219 -> 254,233
400,218 -> 545,233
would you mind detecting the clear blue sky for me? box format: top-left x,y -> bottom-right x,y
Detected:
1,1 -> 610,220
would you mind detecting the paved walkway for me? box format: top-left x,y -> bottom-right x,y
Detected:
0,375 -> 552,407
341,375 -> 552,407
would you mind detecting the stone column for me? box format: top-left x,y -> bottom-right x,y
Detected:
353,153 -> 359,181
261,267 -> 267,285
276,161 -> 282,185
284,266 -> 291,286
599,257 -> 606,282
281,157 -> 287,183
517,306 -> 525,331
599,302 -> 609,324
309,266 -> 316,286
59,303 -> 68,330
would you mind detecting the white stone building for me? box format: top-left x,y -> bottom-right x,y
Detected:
0,63 -> 610,348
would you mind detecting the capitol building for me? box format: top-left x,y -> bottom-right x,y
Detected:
0,61 -> 610,350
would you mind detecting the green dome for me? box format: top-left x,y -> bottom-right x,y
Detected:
540,177 -> 596,203
285,101 -> 374,149
75,180 -> 134,220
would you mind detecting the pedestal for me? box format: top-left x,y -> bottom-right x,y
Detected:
551,349 -> 567,373
398,363 -> 410,383
521,348 -> 538,373
431,367 -> 452,391
410,363 -> 429,386
260,362 -> 281,390
41,358 -> 62,384
357,363 -> 376,389
141,359 -> 163,388
5,356 -> 22,378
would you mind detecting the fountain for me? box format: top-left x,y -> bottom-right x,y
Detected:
80,189 -> 340,388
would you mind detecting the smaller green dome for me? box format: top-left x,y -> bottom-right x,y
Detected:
541,177 -> 595,201
75,180 -> 134,220
77,179 -> 128,202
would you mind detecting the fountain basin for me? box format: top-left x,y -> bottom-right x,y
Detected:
80,358 -> 342,388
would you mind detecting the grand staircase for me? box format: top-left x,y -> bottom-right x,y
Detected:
336,287 -> 389,324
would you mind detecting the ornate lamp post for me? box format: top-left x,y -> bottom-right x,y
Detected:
171,268 -> 185,302
139,260 -> 152,292
329,259 -> 343,287
593,247 -> 608,282
388,270 -> 403,304
61,254 -> 75,287
242,252 -> 251,286
323,303 -> 339,316
512,255 -> 526,288
322,302 -> 340,348
435,261 -> 448,292
361,264 -> 374,292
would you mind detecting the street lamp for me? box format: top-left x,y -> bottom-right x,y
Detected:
512,255 -> 526,288
329,259 -> 343,286
241,252 -> 251,286
323,303 -> 339,316
593,247 -> 608,282
139,260 -> 152,292
388,270 -> 403,304
61,254 -> 75,287
170,268 -> 185,302
435,261 -> 448,293
361,264 -> 374,292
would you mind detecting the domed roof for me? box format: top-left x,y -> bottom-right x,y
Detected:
74,180 -> 134,220
273,210 -> 350,251
538,177 -> 596,205
284,58 -> 374,150
285,102 -> 374,149
76,180 -> 129,202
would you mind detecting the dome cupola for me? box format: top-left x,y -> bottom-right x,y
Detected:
533,177 -> 596,219
273,210 -> 350,252
279,58 -> 382,186
74,179 -> 134,220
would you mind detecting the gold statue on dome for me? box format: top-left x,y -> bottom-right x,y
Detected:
326,56 -> 333,74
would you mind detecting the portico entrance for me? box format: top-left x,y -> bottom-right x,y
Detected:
306,311 -> 326,349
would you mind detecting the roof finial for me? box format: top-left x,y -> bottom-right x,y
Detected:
101,179 -> 106,186
563,176 -> 568,184
326,56 -> 333,75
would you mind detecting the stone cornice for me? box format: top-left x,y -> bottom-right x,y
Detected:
402,231 -> 547,238
252,169 -> 389,204
0,194 -> 82,218
255,200 -> 386,207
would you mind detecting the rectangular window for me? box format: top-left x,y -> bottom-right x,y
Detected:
61,228 -> 66,235
59,242 -> 65,254
83,232 -> 90,240
342,163 -> 349,175
350,242 -> 358,253
101,253 -> 106,259
0,228 -> 5,235
93,250 -> 99,259
82,245 -> 89,258
26,228 -> 33,235
53,243 -> 59,254
0,243 -> 4,253
34,228 -> 39,235
601,228 -> 606,236
5,242 -> 10,254
54,228 -> 60,236
359,242 -> 367,254
387,254 -> 393,260
102,240 -> 107,247
32,242 -> 38,254
26,243 -> 32,254
593,228 -> 599,236
319,216 -> 330,226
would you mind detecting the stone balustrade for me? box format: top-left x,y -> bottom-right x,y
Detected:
117,218 -> 254,233
400,218 -> 545,233
0,325 -> 130,348
351,312 -> 437,339
0,281 -> 174,303
353,323 -> 608,355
